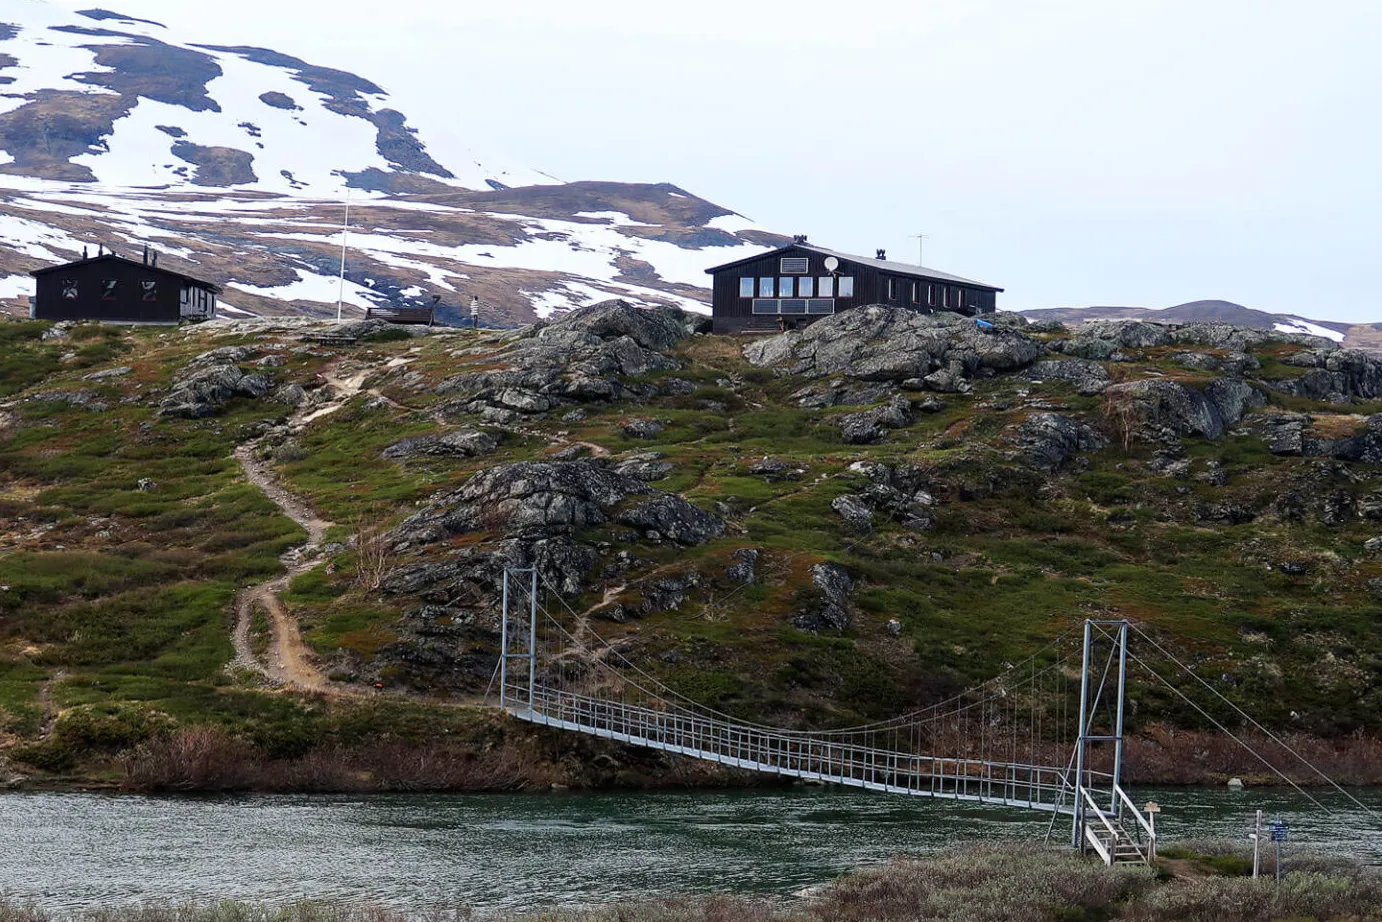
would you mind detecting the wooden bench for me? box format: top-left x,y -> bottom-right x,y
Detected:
366,306 -> 435,326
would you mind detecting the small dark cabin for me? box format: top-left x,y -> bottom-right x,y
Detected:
30,249 -> 221,324
706,241 -> 1003,335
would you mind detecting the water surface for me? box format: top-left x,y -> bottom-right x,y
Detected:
3,787 -> 1378,910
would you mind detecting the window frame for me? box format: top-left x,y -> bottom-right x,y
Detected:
738,277 -> 755,298
141,280 -> 158,303
779,257 -> 809,274
101,279 -> 119,301
798,276 -> 814,298
818,276 -> 834,297
838,277 -> 855,298
778,277 -> 795,298
61,279 -> 78,300
759,277 -> 775,298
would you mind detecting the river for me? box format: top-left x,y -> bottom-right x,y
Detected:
3,787 -> 1379,911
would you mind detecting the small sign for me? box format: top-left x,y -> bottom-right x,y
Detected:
1144,802 -> 1162,814
1270,821 -> 1289,842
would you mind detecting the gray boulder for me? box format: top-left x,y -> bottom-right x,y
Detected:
159,363 -> 272,418
726,548 -> 759,585
614,453 -> 675,481
791,563 -> 855,633
392,459 -> 723,549
623,418 -> 666,440
743,306 -> 1040,382
831,495 -> 875,533
1011,413 -> 1109,469
1204,378 -> 1266,425
615,494 -> 725,545
838,394 -> 914,444
1103,379 -> 1228,439
383,430 -> 498,460
748,457 -> 805,481
28,389 -> 108,411
1024,359 -> 1112,395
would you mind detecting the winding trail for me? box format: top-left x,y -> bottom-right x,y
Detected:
227,355 -> 407,692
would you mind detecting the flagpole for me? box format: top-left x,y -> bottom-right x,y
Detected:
336,187 -> 352,322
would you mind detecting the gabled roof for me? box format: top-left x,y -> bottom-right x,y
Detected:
705,243 -> 1004,292
30,253 -> 222,293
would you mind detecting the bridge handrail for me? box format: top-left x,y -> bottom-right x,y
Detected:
512,683 -> 1094,810
1115,784 -> 1156,843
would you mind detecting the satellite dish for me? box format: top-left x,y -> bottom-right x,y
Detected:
823,256 -> 840,273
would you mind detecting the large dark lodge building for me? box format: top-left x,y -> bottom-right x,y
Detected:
706,241 -> 1002,334
30,249 -> 221,324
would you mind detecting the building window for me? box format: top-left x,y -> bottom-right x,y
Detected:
952,287 -> 961,308
806,299 -> 835,315
942,287 -> 950,308
885,278 -> 896,300
780,257 -> 809,274
752,299 -> 779,314
62,279 -> 78,300
798,276 -> 814,298
927,284 -> 937,306
911,281 -> 921,304
101,279 -> 118,300
838,277 -> 854,297
818,277 -> 834,297
956,288 -> 967,309
759,278 -> 775,297
739,277 -> 754,298
778,278 -> 795,297
779,299 -> 807,314
141,280 -> 158,302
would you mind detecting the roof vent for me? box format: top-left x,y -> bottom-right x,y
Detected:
876,249 -> 887,260
793,234 -> 809,244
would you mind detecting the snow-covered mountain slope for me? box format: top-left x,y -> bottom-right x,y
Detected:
1021,300 -> 1382,350
0,2 -> 783,322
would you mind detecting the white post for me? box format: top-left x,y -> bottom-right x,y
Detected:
336,187 -> 352,322
1252,810 -> 1262,879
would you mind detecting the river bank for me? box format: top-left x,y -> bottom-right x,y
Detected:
4,843 -> 1380,922
7,714 -> 1382,795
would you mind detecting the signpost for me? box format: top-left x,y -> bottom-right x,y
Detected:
1271,820 -> 1288,883
1144,802 -> 1161,862
1248,810 -> 1263,879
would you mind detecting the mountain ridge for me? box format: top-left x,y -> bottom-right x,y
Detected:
0,2 -> 777,323
1021,299 -> 1382,349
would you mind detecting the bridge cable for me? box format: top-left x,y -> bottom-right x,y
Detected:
529,567 -> 1081,737
1124,649 -> 1331,814
1129,624 -> 1375,817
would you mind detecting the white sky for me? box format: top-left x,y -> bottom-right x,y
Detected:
46,0 -> 1382,322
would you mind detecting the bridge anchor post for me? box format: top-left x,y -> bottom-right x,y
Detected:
499,568 -> 539,712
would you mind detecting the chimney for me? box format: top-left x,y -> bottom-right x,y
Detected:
143,244 -> 149,266
151,251 -> 158,267
876,248 -> 887,260
793,234 -> 808,244
83,246 -> 89,260
98,243 -> 104,257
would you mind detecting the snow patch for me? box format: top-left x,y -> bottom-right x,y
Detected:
1274,320 -> 1346,343
0,275 -> 33,299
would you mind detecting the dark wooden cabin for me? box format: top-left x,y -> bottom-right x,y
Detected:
706,241 -> 1003,335
30,249 -> 221,324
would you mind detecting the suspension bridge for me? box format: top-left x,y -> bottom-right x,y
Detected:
492,568 -> 1365,867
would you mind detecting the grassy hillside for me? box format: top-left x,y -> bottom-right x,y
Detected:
2,309 -> 1380,789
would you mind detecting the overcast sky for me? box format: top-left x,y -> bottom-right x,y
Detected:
53,0 -> 1382,321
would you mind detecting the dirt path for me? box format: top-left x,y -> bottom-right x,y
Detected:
227,355 -> 401,693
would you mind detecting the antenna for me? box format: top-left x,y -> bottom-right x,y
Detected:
336,186 -> 352,323
911,232 -> 930,267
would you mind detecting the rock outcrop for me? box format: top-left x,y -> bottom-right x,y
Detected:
382,430 -> 498,460
744,306 -> 1041,385
1010,413 -> 1109,470
160,363 -> 272,418
791,562 -> 855,633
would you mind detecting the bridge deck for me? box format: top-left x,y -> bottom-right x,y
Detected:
507,687 -> 1083,815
